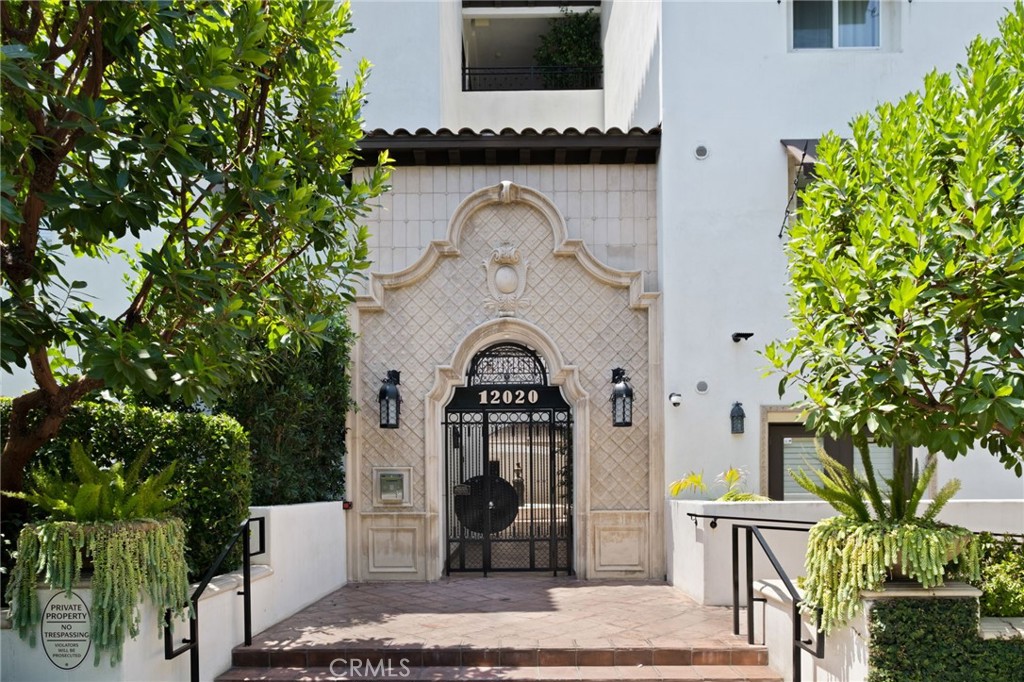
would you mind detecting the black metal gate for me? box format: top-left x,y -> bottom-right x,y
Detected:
444,344 -> 573,575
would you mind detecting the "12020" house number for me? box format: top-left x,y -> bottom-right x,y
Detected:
478,389 -> 540,405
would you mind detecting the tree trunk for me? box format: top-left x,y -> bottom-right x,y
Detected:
0,378 -> 103,516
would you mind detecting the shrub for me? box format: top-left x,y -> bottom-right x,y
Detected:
216,319 -> 353,505
0,399 -> 250,579
869,597 -> 1024,682
534,8 -> 602,89
5,440 -> 181,521
973,533 -> 1024,617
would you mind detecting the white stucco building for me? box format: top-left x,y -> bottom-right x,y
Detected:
339,0 -> 1023,581
2,1 -> 1020,582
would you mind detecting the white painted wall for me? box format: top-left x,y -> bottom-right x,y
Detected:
667,499 -> 1024,607
657,0 -> 1019,500
757,578 -> 871,682
603,0 -> 661,129
347,1 -> 604,132
346,1 -> 443,132
0,502 -> 348,682
453,90 -> 603,131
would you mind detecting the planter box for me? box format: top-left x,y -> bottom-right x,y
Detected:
754,579 -> 985,682
2,501 -> 348,682
1,585 -> 189,682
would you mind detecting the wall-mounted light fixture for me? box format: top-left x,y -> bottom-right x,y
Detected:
611,368 -> 634,427
730,402 -> 746,434
378,370 -> 401,428
731,332 -> 754,343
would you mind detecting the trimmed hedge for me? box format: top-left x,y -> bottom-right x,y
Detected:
217,319 -> 352,505
1,398 -> 251,578
869,597 -> 1024,682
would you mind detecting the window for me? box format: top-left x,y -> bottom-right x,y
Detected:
780,139 -> 819,234
794,0 -> 880,49
767,424 -> 902,500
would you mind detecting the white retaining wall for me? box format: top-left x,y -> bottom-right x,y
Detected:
1,501 -> 347,682
667,499 -> 1024,606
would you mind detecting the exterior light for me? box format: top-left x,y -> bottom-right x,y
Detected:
378,370 -> 401,429
730,401 -> 745,434
611,368 -> 633,427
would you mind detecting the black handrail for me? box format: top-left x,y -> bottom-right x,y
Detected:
462,65 -> 603,91
164,517 -> 266,682
704,518 -> 823,675
687,511 -> 815,529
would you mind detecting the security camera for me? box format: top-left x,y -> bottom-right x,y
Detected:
669,393 -> 683,407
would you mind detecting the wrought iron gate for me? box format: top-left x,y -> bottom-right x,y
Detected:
444,344 -> 573,575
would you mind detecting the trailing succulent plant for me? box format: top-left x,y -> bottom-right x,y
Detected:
793,444 -> 980,633
2,441 -> 190,666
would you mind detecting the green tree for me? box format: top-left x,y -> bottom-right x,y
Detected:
533,7 -> 601,89
0,1 -> 390,498
217,317 -> 353,506
766,3 -> 1024,476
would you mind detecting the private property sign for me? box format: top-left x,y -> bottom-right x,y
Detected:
40,591 -> 91,670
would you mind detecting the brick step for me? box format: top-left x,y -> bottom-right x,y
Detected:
216,664 -> 783,681
231,645 -> 769,669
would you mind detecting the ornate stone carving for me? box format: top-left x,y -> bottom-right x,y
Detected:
498,180 -> 520,204
484,242 -> 531,317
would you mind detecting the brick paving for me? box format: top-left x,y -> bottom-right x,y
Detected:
247,575 -> 744,652
220,576 -> 780,680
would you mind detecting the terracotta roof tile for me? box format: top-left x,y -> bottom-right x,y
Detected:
354,126 -> 660,166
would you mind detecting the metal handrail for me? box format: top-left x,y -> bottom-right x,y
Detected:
686,511 -> 815,529
164,517 -> 266,682
728,522 -> 824,682
462,65 -> 603,91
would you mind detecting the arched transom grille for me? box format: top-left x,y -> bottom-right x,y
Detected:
467,343 -> 548,386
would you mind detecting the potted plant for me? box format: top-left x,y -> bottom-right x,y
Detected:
534,7 -> 601,89
793,445 -> 980,633
3,440 -> 190,666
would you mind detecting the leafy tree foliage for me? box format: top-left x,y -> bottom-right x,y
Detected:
767,4 -> 1024,475
217,318 -> 353,506
533,7 -> 601,89
0,1 -> 390,495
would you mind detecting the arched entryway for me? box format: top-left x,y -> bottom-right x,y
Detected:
443,343 -> 573,575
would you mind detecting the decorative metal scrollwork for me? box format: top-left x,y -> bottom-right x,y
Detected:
467,343 -> 547,386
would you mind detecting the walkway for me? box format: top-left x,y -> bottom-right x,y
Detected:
220,575 -> 779,681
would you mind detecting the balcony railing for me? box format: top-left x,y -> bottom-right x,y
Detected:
462,65 -> 602,91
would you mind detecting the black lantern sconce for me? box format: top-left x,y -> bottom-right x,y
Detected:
730,401 -> 746,434
378,370 -> 401,429
611,368 -> 634,427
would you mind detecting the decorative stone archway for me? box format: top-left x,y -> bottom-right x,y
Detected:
349,181 -> 663,581
427,318 -> 589,578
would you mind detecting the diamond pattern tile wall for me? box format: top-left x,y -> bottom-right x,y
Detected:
358,188 -> 652,513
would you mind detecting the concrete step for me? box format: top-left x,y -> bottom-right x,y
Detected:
216,664 -> 784,681
230,645 -> 769,669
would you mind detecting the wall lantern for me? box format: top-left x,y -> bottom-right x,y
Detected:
611,368 -> 634,427
730,401 -> 746,434
378,370 -> 401,429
